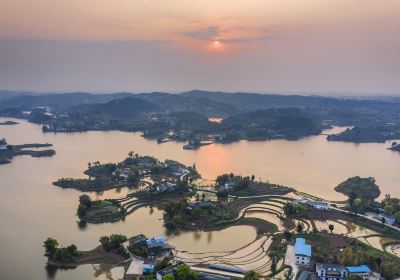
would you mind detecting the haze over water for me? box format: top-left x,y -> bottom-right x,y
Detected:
1,118 -> 400,279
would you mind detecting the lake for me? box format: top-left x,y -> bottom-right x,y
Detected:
0,118 -> 399,279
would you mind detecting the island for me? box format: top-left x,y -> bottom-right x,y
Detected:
328,126 -> 400,143
2,91 -> 400,146
0,120 -> 18,125
44,234 -> 129,268
49,165 -> 400,279
77,195 -> 126,223
389,142 -> 400,152
0,138 -> 55,164
53,153 -> 199,192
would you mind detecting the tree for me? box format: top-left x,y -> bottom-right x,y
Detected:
114,170 -> 121,180
67,244 -> 78,257
99,236 -> 111,251
328,224 -> 334,233
109,234 -> 128,249
171,215 -> 182,225
296,223 -> 303,233
77,204 -> 87,217
216,174 -> 230,186
44,238 -> 59,259
251,175 -> 255,181
283,202 -> 295,216
384,204 -> 394,215
243,270 -> 260,280
341,247 -> 354,265
128,170 -> 140,186
128,151 -> 134,158
192,163 -> 196,171
394,211 -> 400,224
79,194 -> 92,208
295,204 -> 307,216
381,217 -> 386,224
375,257 -> 382,267
163,274 -> 175,280
283,231 -> 293,241
176,264 -> 199,280
352,197 -> 363,212
217,190 -> 228,200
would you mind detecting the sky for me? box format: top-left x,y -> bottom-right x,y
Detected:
0,0 -> 399,95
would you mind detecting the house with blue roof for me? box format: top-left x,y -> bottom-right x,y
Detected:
346,265 -> 371,279
146,237 -> 166,248
294,238 -> 312,266
143,259 -> 156,274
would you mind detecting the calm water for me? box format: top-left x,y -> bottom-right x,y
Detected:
1,118 -> 400,279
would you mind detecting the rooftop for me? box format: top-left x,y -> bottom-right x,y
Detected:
146,237 -> 165,247
294,238 -> 312,257
346,265 -> 371,273
316,263 -> 347,270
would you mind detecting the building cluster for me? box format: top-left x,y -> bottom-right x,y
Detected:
292,238 -> 381,280
126,235 -> 172,276
152,181 -> 177,193
293,199 -> 329,210
164,160 -> 190,177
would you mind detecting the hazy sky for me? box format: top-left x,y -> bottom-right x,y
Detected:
0,0 -> 399,95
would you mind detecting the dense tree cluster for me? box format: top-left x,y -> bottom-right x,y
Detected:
341,246 -> 398,279
43,238 -> 79,262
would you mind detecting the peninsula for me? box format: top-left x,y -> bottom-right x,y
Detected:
0,138 -> 55,164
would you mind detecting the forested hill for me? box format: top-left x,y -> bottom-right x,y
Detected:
181,90 -> 400,111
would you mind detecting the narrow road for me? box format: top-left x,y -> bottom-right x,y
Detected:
328,205 -> 400,233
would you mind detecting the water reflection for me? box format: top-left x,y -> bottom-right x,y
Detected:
1,118 -> 400,279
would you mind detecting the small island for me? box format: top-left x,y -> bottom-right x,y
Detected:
0,138 -> 55,164
77,195 -> 126,223
44,234 -> 129,268
54,153 -> 198,192
328,126 -> 400,143
389,142 -> 400,152
0,120 -> 18,126
335,176 -> 380,202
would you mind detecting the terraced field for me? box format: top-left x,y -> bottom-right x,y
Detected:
174,235 -> 278,276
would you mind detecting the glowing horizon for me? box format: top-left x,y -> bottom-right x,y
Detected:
0,0 -> 399,94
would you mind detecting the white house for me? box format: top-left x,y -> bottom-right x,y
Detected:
308,201 -> 329,210
316,263 -> 348,280
0,145 -> 7,150
294,238 -> 312,266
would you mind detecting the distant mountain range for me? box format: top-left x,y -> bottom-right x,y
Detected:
1,90 -> 399,143
1,90 -> 399,118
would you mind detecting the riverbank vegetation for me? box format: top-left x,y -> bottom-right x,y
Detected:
44,235 -> 129,268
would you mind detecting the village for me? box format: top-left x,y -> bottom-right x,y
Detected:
48,153 -> 400,280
